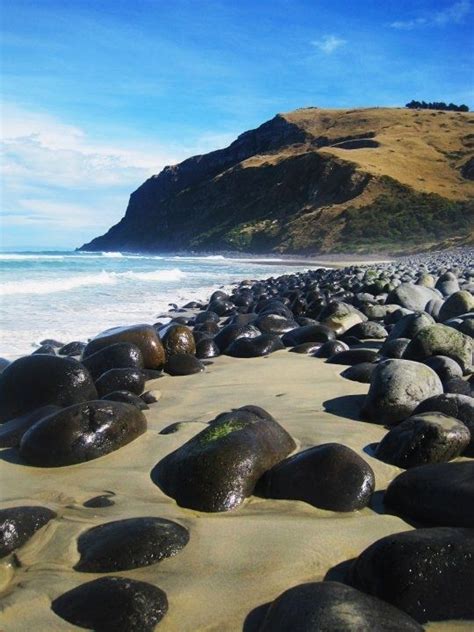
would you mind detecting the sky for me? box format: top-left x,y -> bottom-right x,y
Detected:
1,0 -> 473,249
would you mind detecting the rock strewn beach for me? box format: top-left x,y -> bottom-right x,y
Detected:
0,247 -> 473,631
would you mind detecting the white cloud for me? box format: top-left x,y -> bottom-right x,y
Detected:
311,35 -> 346,54
390,0 -> 470,29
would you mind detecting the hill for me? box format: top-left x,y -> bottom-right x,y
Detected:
79,107 -> 474,255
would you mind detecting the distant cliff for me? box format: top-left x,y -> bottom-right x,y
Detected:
79,107 -> 474,254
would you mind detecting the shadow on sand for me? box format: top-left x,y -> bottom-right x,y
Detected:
323,394 -> 366,422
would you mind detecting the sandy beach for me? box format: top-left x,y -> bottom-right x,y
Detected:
0,346 -> 471,631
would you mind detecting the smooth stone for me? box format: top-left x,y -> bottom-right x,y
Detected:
58,341 -> 87,356
289,342 -> 323,354
195,338 -> 220,359
75,517 -> 189,572
207,299 -> 234,316
0,405 -> 61,447
345,321 -> 388,340
414,393 -> 474,454
164,353 -> 205,376
161,324 -> 196,356
255,314 -> 296,335
422,355 -> 463,382
374,412 -> 470,468
340,362 -> 376,383
444,377 -> 472,396
348,527 -> 474,622
39,338 -> 64,348
0,506 -> 56,558
20,401 -> 147,467
386,312 -> 435,342
194,310 -> 219,324
32,344 -> 56,355
361,359 -> 443,425
140,368 -> 163,380
281,324 -> 335,347
313,340 -> 348,359
83,324 -> 166,369
82,343 -> 144,381
83,495 -> 115,508
326,348 -> 378,365
141,390 -> 161,404
257,443 -> 374,512
225,334 -> 284,358
214,324 -> 260,352
403,323 -> 472,373
51,576 -> 168,632
258,581 -> 423,632
0,355 -> 97,423
95,369 -> 146,397
319,302 -> 367,335
379,337 -> 410,358
100,390 -> 149,410
385,461 -> 474,527
151,405 -> 295,512
387,283 -> 440,311
439,290 -> 474,321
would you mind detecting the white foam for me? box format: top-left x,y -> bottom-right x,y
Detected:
101,251 -> 124,258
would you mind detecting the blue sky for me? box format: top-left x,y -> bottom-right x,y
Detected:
1,0 -> 473,248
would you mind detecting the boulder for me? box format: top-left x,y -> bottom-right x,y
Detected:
326,348 -> 378,365
20,401 -> 146,467
340,363 -> 377,383
95,368 -> 146,397
345,321 -> 388,340
100,391 -> 149,410
0,405 -> 61,448
151,405 -> 295,512
0,506 -> 56,558
0,355 -> 97,423
379,337 -> 410,358
403,324 -> 472,373
374,412 -> 470,468
257,443 -> 374,512
361,359 -> 443,425
313,340 -> 348,358
348,527 -> 474,622
82,343 -> 144,381
195,338 -> 220,359
281,324 -> 335,347
414,393 -> 474,454
164,353 -> 205,376
225,334 -> 284,357
435,271 -> 460,296
161,324 -> 196,356
386,312 -> 434,342
387,283 -> 440,311
439,290 -> 474,322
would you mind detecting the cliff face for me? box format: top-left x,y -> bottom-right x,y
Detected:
80,107 -> 474,254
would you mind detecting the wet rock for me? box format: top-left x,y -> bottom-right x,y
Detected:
340,362 -> 376,383
83,324 -> 166,369
255,314 -> 296,335
374,412 -> 470,468
95,369 -> 146,397
257,443 -> 374,512
0,405 -> 61,448
313,340 -> 349,358
225,334 -> 284,357
387,283 -> 440,311
345,321 -> 388,340
20,401 -> 146,467
0,355 -> 97,423
83,495 -> 115,508
75,517 -> 189,572
195,338 -> 220,359
289,342 -> 324,354
214,324 -> 260,352
439,290 -> 474,321
51,576 -> 168,632
379,337 -> 410,358
101,390 -> 149,410
0,358 -> 10,374
141,390 -> 161,405
164,353 -> 205,376
385,461 -> 474,527
414,393 -> 474,454
403,323 -> 472,373
422,355 -> 463,382
258,581 -> 423,632
0,506 -> 56,558
58,341 -> 87,356
348,527 -> 474,622
361,359 -> 443,425
32,344 -> 56,355
151,405 -> 295,512
82,343 -> 144,381
208,298 -> 234,316
161,324 -> 196,356
194,310 -> 219,324
386,312 -> 434,342
281,324 -> 335,347
327,348 -> 378,365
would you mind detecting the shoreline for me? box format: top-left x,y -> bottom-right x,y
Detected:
0,247 -> 472,630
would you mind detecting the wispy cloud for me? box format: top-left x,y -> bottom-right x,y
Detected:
390,0 -> 470,30
311,35 -> 346,54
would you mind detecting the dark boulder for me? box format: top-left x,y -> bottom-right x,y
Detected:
95,369 -> 146,397
51,576 -> 168,632
0,405 -> 61,448
225,334 -> 284,358
75,517 -> 189,572
258,581 -> 423,632
326,348 -> 378,365
214,324 -> 260,352
403,323 -> 472,374
374,412 -> 470,468
20,401 -> 147,467
0,506 -> 56,558
58,341 -> 87,356
289,342 -> 324,354
101,391 -> 149,410
313,340 -> 348,358
164,353 -> 205,376
421,355 -> 463,382
414,393 -> 474,454
161,324 -> 196,356
255,314 -> 296,335
257,443 -> 374,512
345,321 -> 388,340
348,527 -> 474,622
0,355 -> 97,423
340,362 -> 377,383
282,325 -> 335,347
82,343 -> 144,381
195,338 -> 220,359
151,405 -> 295,512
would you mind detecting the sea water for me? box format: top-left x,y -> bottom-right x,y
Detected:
0,250 -> 313,359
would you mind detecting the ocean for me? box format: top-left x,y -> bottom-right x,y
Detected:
0,250 -> 313,360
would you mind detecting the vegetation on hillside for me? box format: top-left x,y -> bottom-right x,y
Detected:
405,100 -> 469,112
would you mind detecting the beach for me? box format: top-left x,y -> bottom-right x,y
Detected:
0,249 -> 473,631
